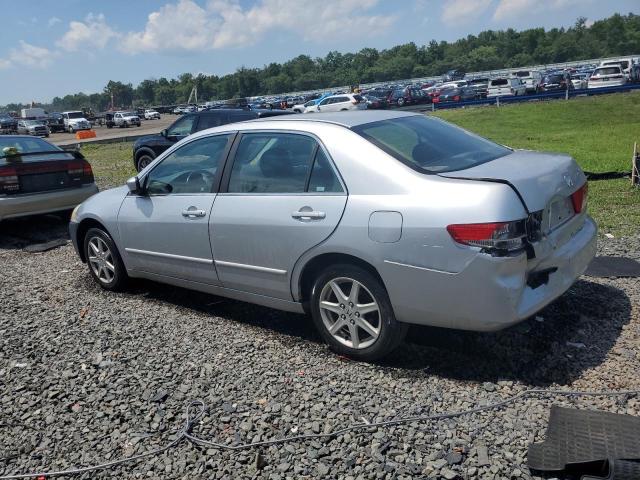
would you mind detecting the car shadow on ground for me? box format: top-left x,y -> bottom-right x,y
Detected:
120,276 -> 630,387
0,213 -> 71,250
383,279 -> 632,386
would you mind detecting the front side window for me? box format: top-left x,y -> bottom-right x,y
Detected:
227,133 -> 317,193
167,115 -> 196,137
353,115 -> 510,174
145,134 -> 231,195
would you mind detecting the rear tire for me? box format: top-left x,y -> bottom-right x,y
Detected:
310,264 -> 407,361
83,227 -> 128,291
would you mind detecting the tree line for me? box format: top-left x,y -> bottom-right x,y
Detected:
3,13 -> 639,113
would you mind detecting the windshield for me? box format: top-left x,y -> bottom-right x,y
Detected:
0,137 -> 61,158
22,120 -> 41,126
544,75 -> 563,83
514,71 -> 532,78
66,112 -> 84,119
490,79 -> 509,86
353,116 -> 510,174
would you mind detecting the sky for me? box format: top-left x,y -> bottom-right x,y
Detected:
0,0 -> 638,105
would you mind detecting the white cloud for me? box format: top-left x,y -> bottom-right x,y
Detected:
8,41 -> 52,69
120,0 -> 217,53
48,16 -> 61,27
493,0 -> 592,21
120,0 -> 395,54
0,58 -> 10,69
57,13 -> 119,51
441,0 -> 493,26
493,0 -> 535,21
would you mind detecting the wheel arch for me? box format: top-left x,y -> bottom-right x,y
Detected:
75,218 -> 112,263
295,252 -> 387,307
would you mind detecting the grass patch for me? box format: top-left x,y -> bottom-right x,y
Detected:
80,141 -> 136,190
434,92 -> 640,236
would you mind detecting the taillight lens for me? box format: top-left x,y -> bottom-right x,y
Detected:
453,95 -> 460,101
570,182 -> 588,213
0,166 -> 19,193
447,220 -> 527,252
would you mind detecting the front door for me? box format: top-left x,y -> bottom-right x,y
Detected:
119,133 -> 233,284
210,132 -> 347,299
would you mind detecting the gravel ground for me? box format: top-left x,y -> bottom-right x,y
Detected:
1,215 -> 639,480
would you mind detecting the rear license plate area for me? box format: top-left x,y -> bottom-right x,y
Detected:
548,197 -> 574,230
20,172 -> 71,193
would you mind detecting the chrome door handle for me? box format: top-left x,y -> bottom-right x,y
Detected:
182,208 -> 206,218
292,210 -> 326,220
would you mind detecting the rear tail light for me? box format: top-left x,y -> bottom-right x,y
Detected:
68,161 -> 84,176
0,165 -> 19,193
447,220 -> 527,253
453,95 -> 460,101
83,162 -> 93,178
570,182 -> 588,213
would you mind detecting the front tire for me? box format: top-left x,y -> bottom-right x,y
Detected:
83,227 -> 128,291
310,264 -> 407,361
136,153 -> 155,172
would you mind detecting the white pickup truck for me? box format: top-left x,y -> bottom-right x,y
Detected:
62,111 -> 91,133
113,111 -> 141,128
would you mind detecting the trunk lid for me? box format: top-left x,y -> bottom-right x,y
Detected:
0,152 -> 94,195
438,149 -> 586,214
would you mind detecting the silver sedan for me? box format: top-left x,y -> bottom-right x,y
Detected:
69,111 -> 596,361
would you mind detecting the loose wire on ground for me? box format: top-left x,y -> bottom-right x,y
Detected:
1,388 -> 639,479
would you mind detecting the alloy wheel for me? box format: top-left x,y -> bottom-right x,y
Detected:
138,155 -> 153,170
318,277 -> 381,349
88,236 -> 116,284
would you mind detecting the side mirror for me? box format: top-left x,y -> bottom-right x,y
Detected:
126,176 -> 143,194
160,129 -> 168,138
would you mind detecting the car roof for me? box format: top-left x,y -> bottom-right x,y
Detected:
249,110 -> 420,128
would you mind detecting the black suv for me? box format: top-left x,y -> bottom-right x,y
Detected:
132,108 -> 292,171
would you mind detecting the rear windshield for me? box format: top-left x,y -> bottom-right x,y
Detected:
353,116 -> 510,173
594,67 -> 621,75
0,137 -> 66,163
514,71 -> 531,77
490,79 -> 508,86
544,74 -> 564,83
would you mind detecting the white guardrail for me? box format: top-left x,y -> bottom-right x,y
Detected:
245,54 -> 640,101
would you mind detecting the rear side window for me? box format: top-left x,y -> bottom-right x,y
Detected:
228,133 -> 316,193
307,149 -> 344,193
353,116 -> 510,174
197,113 -> 223,130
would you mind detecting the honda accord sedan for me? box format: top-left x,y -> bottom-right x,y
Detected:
69,111 -> 596,361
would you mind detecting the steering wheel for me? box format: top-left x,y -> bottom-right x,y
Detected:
184,169 -> 215,190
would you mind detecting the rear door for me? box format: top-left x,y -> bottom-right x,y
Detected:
118,133 -> 234,284
210,132 -> 347,299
